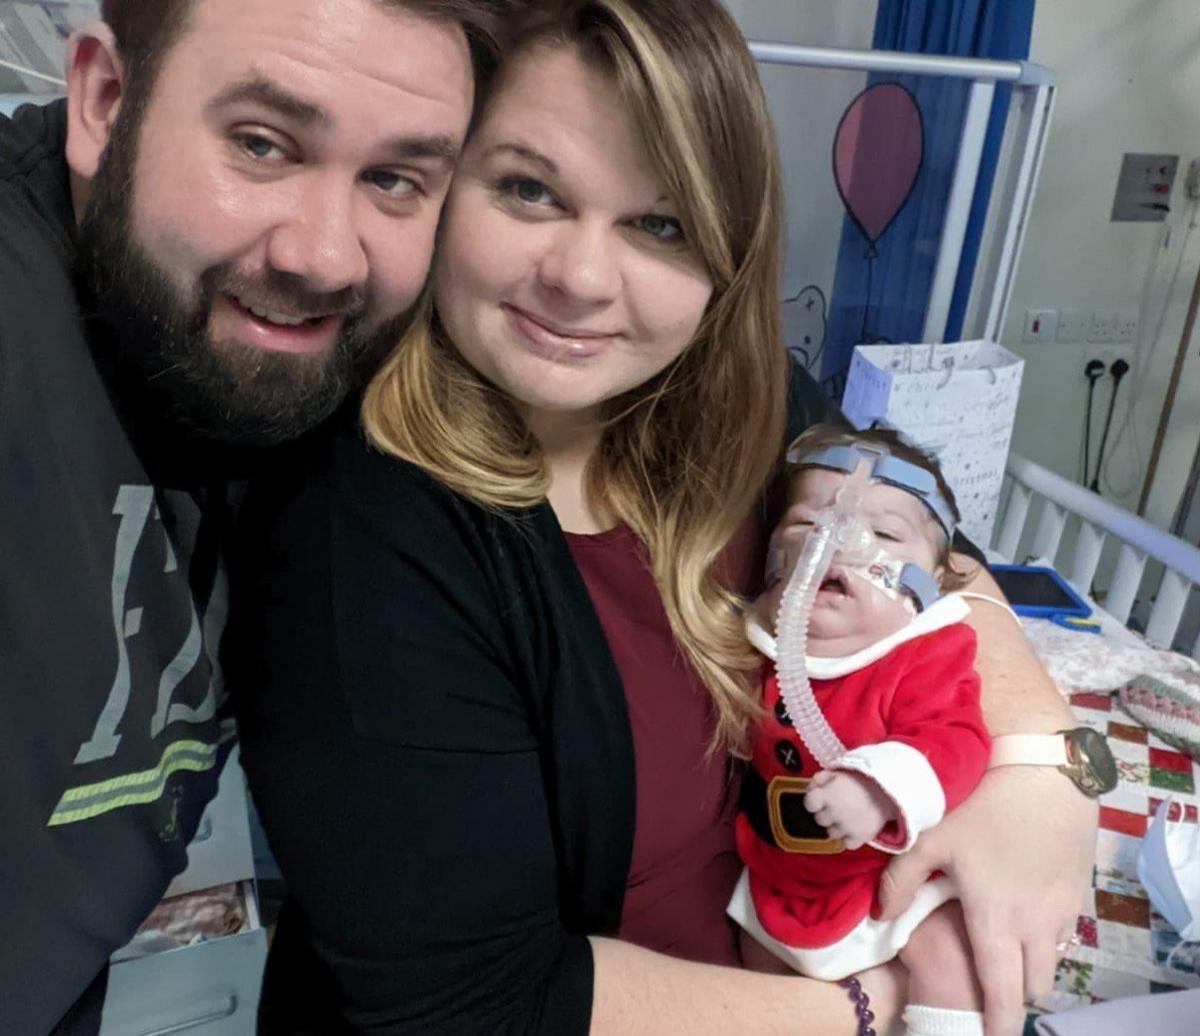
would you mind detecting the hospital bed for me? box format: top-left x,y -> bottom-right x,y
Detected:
993,451 -> 1200,658
989,452 -> 1200,1016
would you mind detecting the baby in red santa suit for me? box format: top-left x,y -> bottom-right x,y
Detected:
729,423 -> 991,1036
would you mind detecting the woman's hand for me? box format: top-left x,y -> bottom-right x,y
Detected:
876,766 -> 1096,1036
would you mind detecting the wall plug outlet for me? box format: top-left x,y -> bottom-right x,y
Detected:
1088,311 -> 1117,342
1114,311 -> 1139,344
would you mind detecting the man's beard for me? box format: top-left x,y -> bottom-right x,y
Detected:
75,106 -> 410,447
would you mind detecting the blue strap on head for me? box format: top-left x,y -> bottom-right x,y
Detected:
898,563 -> 942,613
786,442 -> 957,540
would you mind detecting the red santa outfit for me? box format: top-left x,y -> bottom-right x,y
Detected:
728,594 -> 990,979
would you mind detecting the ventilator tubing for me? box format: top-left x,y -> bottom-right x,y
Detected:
773,487 -> 878,770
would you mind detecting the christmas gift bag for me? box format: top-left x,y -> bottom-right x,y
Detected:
841,340 -> 1025,547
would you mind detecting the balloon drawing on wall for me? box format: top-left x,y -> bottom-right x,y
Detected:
832,82 -> 924,346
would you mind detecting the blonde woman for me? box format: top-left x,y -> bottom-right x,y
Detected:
227,2 -> 1096,1034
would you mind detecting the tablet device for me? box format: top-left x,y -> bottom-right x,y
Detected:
989,564 -> 1092,619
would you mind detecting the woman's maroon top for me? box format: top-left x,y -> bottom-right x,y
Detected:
565,520 -> 764,967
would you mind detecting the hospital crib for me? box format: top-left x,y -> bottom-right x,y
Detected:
991,452 -> 1200,660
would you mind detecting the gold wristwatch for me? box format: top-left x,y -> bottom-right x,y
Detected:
988,728 -> 1119,798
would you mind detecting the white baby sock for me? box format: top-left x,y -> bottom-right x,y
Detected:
901,1003 -> 986,1036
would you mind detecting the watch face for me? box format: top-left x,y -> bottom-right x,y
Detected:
1070,727 -> 1119,795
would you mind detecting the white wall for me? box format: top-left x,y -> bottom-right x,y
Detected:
724,0 -> 878,48
1003,0 -> 1200,531
725,1 -> 880,350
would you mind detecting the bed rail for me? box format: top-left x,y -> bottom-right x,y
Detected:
992,452 -> 1200,658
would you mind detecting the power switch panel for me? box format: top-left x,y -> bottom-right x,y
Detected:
1022,308 -> 1058,344
1111,153 -> 1179,222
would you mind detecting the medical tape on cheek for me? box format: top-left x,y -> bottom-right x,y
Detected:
839,556 -> 919,615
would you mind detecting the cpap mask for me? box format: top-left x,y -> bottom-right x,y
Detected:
1137,797 -> 1200,951
772,442 -> 956,769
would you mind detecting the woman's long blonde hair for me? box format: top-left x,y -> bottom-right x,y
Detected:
363,0 -> 788,757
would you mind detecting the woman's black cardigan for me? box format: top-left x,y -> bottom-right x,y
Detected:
225,365 -> 833,1034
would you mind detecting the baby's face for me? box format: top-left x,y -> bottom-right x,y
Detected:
762,466 -> 944,657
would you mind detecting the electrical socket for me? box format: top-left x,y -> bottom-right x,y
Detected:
1088,311 -> 1118,342
1056,309 -> 1090,343
1114,311 -> 1139,345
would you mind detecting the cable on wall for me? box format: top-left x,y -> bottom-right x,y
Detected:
1138,246 -> 1200,515
1081,358 -> 1104,484
1090,359 -> 1129,492
1101,197 -> 1200,498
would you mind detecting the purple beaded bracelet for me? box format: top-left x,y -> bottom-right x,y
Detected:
837,977 -> 876,1036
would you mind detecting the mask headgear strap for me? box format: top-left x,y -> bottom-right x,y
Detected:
786,442 -> 957,540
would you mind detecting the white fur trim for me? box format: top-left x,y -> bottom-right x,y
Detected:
744,593 -> 970,676
831,741 -> 946,853
727,868 -> 956,980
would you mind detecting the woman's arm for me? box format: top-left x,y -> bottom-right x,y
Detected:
878,561 -> 1097,1036
230,444 -> 597,1035
960,564 -> 1076,734
590,941 -> 906,1036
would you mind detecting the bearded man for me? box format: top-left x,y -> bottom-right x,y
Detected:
0,1 -> 499,1030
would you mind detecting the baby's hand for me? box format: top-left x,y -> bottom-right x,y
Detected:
804,770 -> 898,850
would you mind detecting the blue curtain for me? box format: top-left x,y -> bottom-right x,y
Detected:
820,0 -> 1035,394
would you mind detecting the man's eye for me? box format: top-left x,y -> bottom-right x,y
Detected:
365,170 -> 419,198
635,213 -> 684,242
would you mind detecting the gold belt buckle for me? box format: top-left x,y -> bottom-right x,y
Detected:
767,775 -> 845,854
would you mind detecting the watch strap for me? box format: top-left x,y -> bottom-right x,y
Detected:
988,732 -> 1070,769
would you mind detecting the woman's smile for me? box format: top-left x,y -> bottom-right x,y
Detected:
503,303 -> 619,362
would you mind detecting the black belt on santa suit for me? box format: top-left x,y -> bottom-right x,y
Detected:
741,768 -> 846,855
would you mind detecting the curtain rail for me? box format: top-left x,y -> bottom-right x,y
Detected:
747,41 -> 1049,86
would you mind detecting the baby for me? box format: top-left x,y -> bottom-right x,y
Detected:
729,424 -> 992,1036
